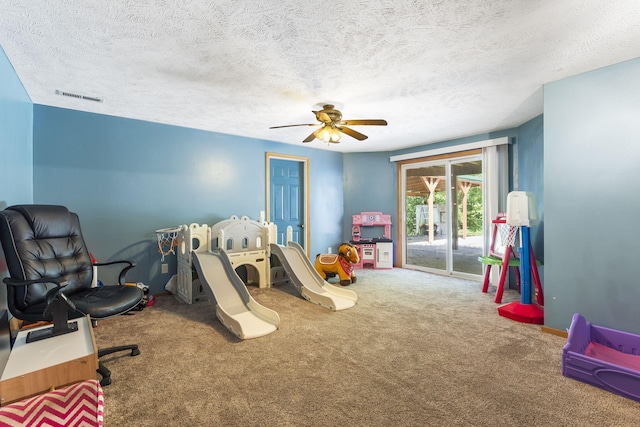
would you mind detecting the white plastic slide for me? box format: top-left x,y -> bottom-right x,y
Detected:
270,241 -> 358,311
192,251 -> 280,340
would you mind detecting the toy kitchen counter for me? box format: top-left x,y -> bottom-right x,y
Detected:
350,212 -> 393,269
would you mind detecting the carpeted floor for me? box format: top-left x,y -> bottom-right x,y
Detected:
94,268 -> 640,426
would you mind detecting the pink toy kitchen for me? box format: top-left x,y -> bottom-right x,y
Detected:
350,212 -> 393,269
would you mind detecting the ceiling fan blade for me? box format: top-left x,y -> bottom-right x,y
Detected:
270,123 -> 319,129
339,119 -> 387,126
303,129 -> 319,143
338,126 -> 368,141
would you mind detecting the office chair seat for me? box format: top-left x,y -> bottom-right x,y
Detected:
12,284 -> 142,321
67,285 -> 143,319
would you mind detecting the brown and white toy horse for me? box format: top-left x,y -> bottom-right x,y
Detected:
314,243 -> 360,286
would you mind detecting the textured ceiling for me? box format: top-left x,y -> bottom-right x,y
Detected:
2,0 -> 640,152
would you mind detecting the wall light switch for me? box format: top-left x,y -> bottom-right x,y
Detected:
161,263 -> 168,274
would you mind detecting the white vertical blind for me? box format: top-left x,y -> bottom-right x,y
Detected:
482,143 -> 509,286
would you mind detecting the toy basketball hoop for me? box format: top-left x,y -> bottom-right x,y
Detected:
498,191 -> 543,324
490,214 -> 519,259
156,227 -> 180,261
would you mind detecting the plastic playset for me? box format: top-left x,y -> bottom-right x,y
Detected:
563,313 -> 640,402
493,192 -> 544,324
479,212 -> 543,305
167,215 -> 357,340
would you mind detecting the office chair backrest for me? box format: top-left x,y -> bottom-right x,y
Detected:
0,205 -> 93,314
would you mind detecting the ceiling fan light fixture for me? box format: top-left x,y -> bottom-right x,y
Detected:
318,126 -> 341,143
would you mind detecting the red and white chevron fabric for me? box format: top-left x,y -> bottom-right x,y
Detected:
0,380 -> 103,427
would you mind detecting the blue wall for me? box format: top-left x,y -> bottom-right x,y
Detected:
342,151 -> 396,241
0,46 -> 33,312
517,115 -> 544,267
0,47 -> 33,208
33,106 -> 344,294
544,58 -> 640,334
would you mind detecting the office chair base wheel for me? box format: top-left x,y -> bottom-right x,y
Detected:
97,362 -> 112,387
97,345 -> 140,386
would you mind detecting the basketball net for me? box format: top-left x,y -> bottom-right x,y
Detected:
499,224 -> 519,251
156,227 -> 180,262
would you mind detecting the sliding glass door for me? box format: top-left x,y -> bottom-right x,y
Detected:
404,163 -> 447,270
402,155 -> 483,277
450,159 -> 483,275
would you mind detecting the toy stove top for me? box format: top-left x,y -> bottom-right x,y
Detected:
351,238 -> 393,244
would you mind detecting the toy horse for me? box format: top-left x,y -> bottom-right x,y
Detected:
314,242 -> 360,286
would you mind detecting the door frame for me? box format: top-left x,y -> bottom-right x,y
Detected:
266,152 -> 311,256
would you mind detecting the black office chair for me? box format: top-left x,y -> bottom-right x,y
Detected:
0,204 -> 144,386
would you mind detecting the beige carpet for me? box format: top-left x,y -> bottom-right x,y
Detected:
94,268 -> 640,426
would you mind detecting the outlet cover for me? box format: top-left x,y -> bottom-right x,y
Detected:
161,263 -> 168,274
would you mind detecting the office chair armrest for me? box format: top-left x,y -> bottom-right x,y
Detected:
3,276 -> 69,304
2,276 -> 76,318
93,260 -> 137,286
3,276 -> 66,288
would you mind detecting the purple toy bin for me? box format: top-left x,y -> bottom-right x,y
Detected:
562,313 -> 640,402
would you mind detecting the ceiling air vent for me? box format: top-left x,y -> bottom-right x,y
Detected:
55,89 -> 103,103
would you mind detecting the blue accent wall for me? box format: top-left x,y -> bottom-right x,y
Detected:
544,58 -> 640,334
33,106 -> 343,293
517,115 -> 544,283
342,151 -> 397,254
0,46 -> 33,208
0,46 -> 33,312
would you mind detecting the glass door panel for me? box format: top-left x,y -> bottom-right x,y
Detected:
404,164 -> 447,271
451,160 -> 483,275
